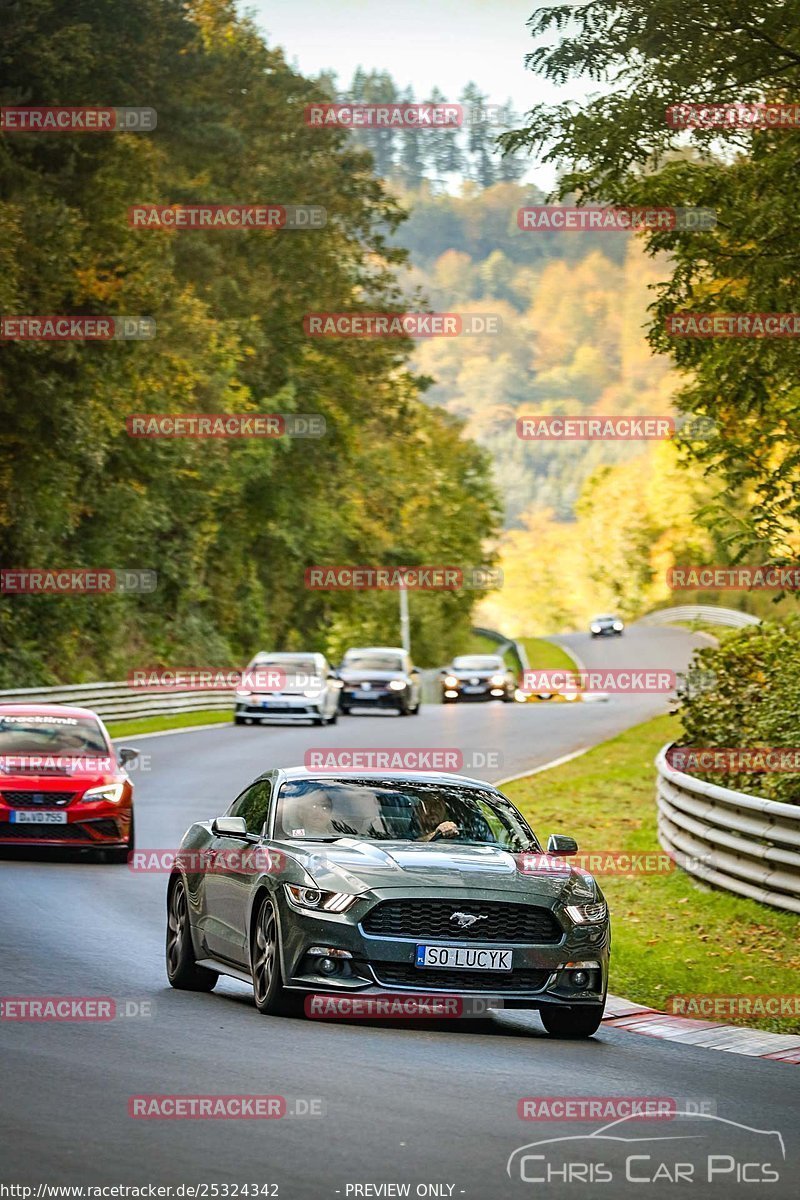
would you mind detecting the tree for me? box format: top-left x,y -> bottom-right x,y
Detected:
0,0 -> 500,683
502,0 -> 800,561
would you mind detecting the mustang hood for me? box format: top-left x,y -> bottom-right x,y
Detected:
283,839 -> 595,903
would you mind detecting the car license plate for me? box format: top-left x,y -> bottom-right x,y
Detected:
10,810 -> 68,824
464,685 -> 484,694
415,945 -> 512,971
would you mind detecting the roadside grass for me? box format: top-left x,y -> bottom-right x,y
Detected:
518,636 -> 579,672
107,710 -> 231,739
504,714 -> 800,1033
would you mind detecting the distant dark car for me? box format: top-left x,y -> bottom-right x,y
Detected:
440,654 -> 516,703
337,647 -> 421,716
589,615 -> 624,638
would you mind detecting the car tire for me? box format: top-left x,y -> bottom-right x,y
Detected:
250,895 -> 298,1016
326,710 -> 338,725
539,1002 -> 605,1039
166,877 -> 218,992
409,701 -> 421,714
234,715 -> 245,725
311,715 -> 325,726
340,705 -> 351,715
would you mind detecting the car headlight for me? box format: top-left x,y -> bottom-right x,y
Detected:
590,624 -> 601,633
284,884 -> 359,913
235,690 -> 252,698
303,689 -> 322,698
564,901 -> 607,925
80,783 -> 126,804
387,679 -> 406,691
613,621 -> 623,631
444,675 -> 458,688
490,674 -> 506,686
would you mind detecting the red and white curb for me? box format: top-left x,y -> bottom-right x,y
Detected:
603,996 -> 800,1063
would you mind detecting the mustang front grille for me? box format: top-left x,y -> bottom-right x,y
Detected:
362,899 -> 562,944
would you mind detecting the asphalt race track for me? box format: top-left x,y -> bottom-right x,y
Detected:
1,623 -> 797,1198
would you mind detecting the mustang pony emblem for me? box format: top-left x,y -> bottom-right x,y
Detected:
450,911 -> 488,929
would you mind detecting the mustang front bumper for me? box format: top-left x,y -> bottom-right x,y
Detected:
274,888 -> 609,1008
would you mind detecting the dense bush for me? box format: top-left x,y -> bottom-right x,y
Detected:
675,617 -> 800,804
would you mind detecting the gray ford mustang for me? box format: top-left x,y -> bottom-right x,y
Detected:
166,768 -> 610,1037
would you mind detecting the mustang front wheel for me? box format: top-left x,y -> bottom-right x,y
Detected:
539,1003 -> 604,1038
166,877 -> 217,991
251,895 -> 297,1015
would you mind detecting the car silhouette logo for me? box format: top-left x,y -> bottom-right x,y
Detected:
450,912 -> 487,928
361,682 -> 371,690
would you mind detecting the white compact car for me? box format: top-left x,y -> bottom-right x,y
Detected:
233,652 -> 341,726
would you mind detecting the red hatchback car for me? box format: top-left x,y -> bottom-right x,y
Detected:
0,704 -> 138,861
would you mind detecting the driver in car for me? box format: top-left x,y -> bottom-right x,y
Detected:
415,796 -> 460,842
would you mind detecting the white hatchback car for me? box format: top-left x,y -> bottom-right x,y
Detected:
233,652 -> 341,726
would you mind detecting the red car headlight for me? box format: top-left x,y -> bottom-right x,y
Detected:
80,783 -> 126,804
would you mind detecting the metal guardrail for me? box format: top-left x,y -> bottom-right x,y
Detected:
641,605 -> 761,629
0,681 -> 233,723
656,742 -> 800,914
471,625 -> 528,674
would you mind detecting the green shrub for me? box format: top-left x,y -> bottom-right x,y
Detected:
676,616 -> 800,804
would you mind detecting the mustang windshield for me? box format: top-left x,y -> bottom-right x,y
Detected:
0,714 -> 109,755
275,778 -> 535,849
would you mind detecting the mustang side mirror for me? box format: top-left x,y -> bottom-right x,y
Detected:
546,834 -> 579,856
212,816 -> 248,837
118,746 -> 140,767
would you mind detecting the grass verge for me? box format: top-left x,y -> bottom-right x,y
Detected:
107,710 -> 232,739
503,713 -> 800,1033
518,636 -> 579,672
